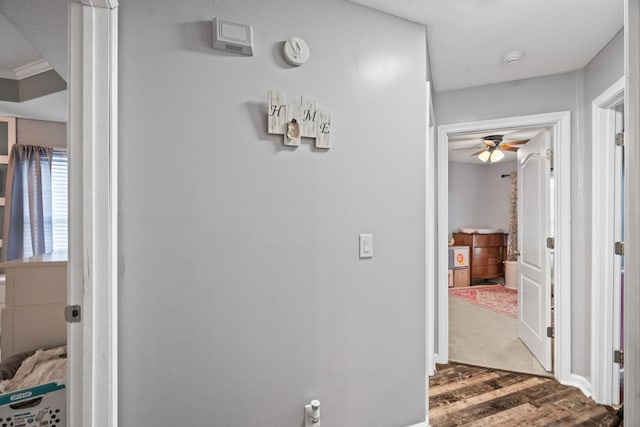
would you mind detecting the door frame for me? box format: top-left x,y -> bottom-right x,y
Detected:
424,81 -> 435,426
68,1 -> 118,426
432,111 -> 572,386
591,76 -> 625,405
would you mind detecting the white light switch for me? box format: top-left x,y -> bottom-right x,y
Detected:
359,234 -> 373,258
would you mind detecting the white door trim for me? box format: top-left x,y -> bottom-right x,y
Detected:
68,1 -> 118,426
424,81 -> 435,425
590,76 -> 625,405
433,111 -> 572,386
624,0 -> 640,423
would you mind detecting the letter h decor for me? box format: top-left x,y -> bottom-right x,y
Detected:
268,90 -> 331,149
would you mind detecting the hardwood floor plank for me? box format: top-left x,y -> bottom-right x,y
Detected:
430,372 -> 501,397
430,364 -> 491,387
431,371 -> 538,407
429,363 -> 621,427
462,403 -> 537,426
430,376 -> 547,419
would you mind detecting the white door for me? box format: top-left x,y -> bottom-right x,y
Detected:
517,130 -> 552,371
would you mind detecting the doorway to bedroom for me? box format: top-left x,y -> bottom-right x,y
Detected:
433,111 -> 571,384
445,126 -> 553,377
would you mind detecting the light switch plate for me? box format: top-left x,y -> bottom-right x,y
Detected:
359,234 -> 373,258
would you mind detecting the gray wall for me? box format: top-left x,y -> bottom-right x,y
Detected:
448,161 -> 515,233
16,118 -> 66,148
119,1 -> 427,426
436,69 -> 586,376
435,29 -> 624,382
0,71 -> 67,103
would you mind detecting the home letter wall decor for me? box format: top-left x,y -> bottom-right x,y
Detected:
267,90 -> 331,149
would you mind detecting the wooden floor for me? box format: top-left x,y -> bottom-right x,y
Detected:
430,363 -> 621,426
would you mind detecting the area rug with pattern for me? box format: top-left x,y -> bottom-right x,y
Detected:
449,285 -> 518,318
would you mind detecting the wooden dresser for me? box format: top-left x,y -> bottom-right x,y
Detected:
452,232 -> 507,284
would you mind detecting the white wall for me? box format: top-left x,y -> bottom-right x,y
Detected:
118,1 -> 427,426
448,161 -> 515,233
435,29 -> 624,383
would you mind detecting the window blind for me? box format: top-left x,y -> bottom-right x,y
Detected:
51,149 -> 68,252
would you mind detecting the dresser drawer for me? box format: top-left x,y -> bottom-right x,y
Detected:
472,264 -> 503,276
473,256 -> 502,266
473,247 -> 502,258
473,233 -> 506,247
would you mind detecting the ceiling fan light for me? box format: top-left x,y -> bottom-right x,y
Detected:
478,151 -> 490,162
490,150 -> 505,163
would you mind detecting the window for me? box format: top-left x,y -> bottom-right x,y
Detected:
17,148 -> 67,258
51,149 -> 68,252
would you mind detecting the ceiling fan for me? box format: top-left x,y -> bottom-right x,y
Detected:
453,135 -> 529,163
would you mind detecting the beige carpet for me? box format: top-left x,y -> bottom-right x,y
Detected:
448,295 -> 552,377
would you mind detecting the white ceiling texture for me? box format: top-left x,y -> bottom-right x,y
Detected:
0,0 -> 67,122
349,0 -> 624,164
349,0 -> 624,92
0,1 -> 625,126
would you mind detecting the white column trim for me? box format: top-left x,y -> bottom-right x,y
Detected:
68,2 -> 118,427
624,0 -> 640,423
434,123 -> 448,365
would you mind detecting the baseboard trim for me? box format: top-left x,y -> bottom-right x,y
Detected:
406,422 -> 428,427
560,373 -> 592,398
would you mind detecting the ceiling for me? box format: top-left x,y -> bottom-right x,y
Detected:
0,1 -> 625,121
448,128 -> 546,164
0,12 -> 43,76
349,0 -> 624,92
0,1 -> 68,122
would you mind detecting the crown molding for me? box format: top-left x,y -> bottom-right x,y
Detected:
14,59 -> 53,80
0,59 -> 54,81
0,68 -> 17,80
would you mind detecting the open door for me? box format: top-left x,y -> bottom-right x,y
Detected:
517,130 -> 552,371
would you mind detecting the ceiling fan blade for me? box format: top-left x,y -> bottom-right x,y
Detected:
503,139 -> 529,146
450,147 -> 482,151
471,149 -> 486,156
483,140 -> 496,147
502,147 -> 519,152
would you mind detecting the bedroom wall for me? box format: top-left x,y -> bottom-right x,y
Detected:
118,1 -> 427,426
448,160 -> 515,234
435,29 -> 624,384
16,119 -> 66,148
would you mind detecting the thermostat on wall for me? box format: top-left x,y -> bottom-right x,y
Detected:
212,18 -> 254,56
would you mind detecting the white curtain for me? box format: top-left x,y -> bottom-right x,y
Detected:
507,171 -> 518,261
2,144 -> 54,261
